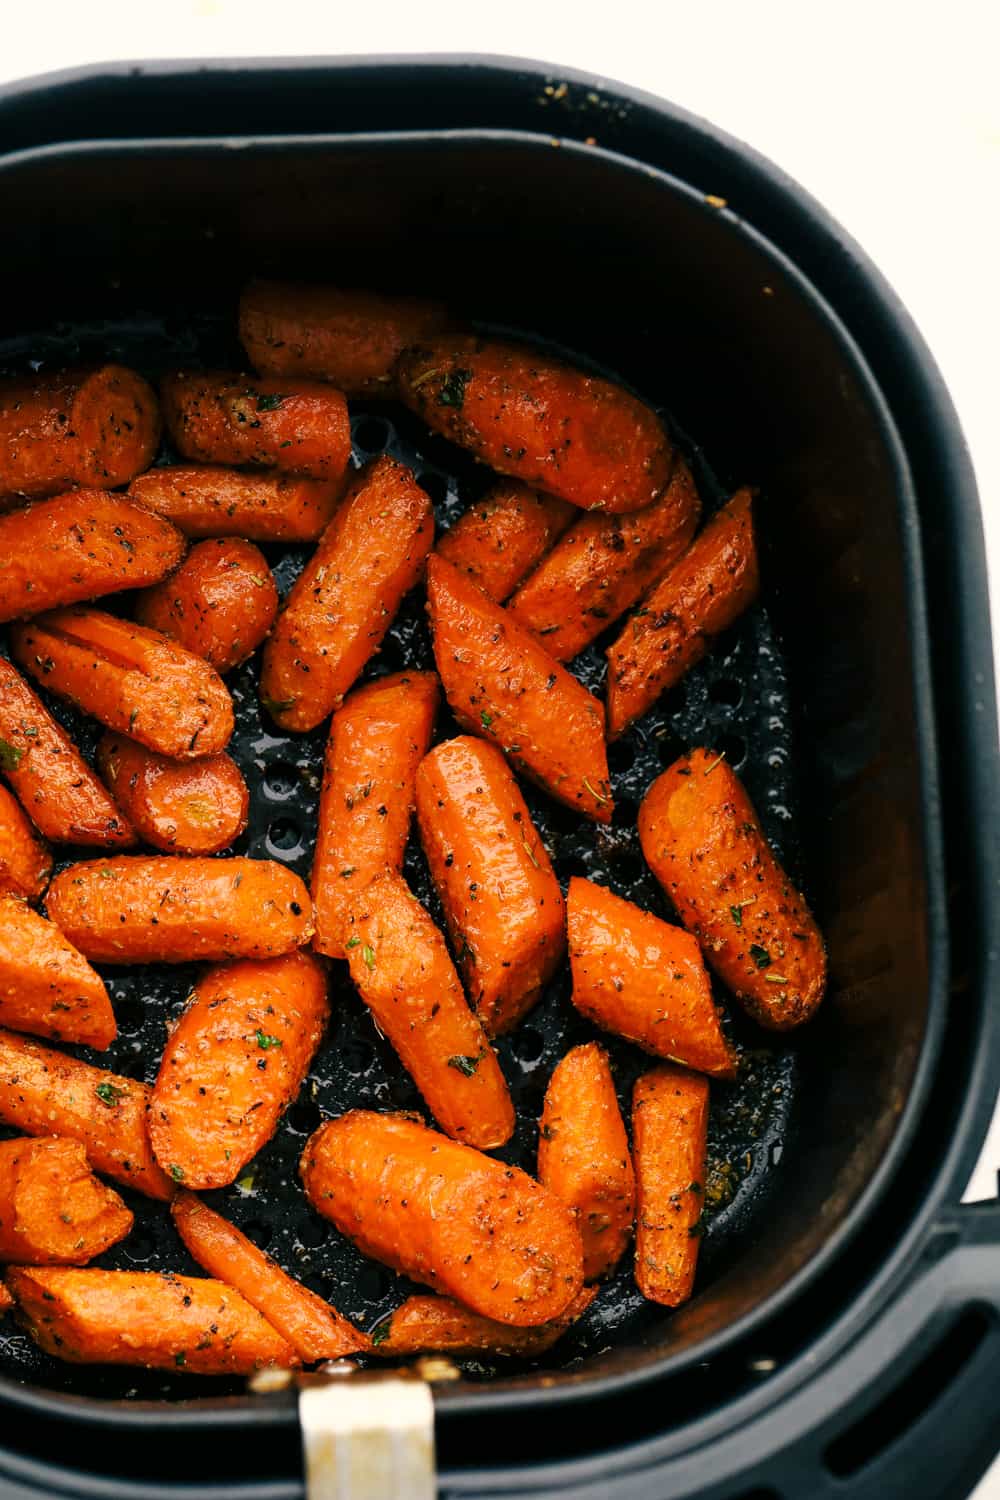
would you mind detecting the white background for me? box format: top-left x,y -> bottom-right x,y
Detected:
2,0 -> 998,1490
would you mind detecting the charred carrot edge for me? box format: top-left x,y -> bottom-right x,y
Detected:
171,1192 -> 368,1361
414,735 -> 565,1035
344,874 -> 515,1150
0,1280 -> 11,1314
311,671 -> 439,958
638,749 -> 826,1030
0,783 -> 51,902
149,953 -> 328,1189
0,658 -> 136,848
96,734 -> 249,856
129,465 -> 344,543
436,481 -> 576,603
6,1267 -> 299,1373
566,877 -> 737,1077
537,1043 -> 635,1281
632,1065 -> 709,1307
371,1287 -> 597,1358
0,1136 -> 133,1264
260,456 -> 435,733
396,336 -> 673,514
301,1110 -> 583,1326
0,1029 -> 174,1199
606,489 -> 759,738
134,537 -> 278,676
425,555 -> 613,824
0,893 -> 116,1050
11,607 -> 234,761
45,856 -> 313,966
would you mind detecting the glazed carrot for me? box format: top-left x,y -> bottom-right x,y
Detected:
0,659 -> 136,848
149,952 -> 328,1189
639,750 -> 826,1030
537,1043 -> 635,1281
11,607 -> 234,760
567,878 -> 737,1077
0,1281 -> 11,1314
415,736 -> 565,1035
171,1193 -> 368,1360
260,456 -> 434,732
0,1029 -> 173,1199
345,874 -> 514,1149
161,370 -> 351,483
46,856 -> 313,966
129,465 -> 343,542
240,280 -> 452,397
0,365 -> 161,502
436,481 -> 576,602
396,336 -> 673,514
606,490 -> 759,738
301,1111 -> 583,1325
7,1267 -> 298,1373
426,556 -> 612,823
372,1287 -> 597,1358
0,894 -> 116,1049
0,784 -> 51,901
134,538 -> 278,674
0,490 -> 185,625
96,734 -> 249,855
508,459 -> 701,661
311,671 -> 439,958
0,1137 -> 132,1264
632,1065 -> 709,1307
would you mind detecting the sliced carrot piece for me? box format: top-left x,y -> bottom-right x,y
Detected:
134,537 -> 278,675
0,893 -> 116,1049
130,464 -> 343,542
632,1064 -> 709,1307
0,783 -> 51,901
0,1136 -> 132,1264
96,734 -> 249,856
436,481 -> 575,603
372,1287 -> 597,1358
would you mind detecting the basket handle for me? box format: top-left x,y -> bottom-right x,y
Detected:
297,1366 -> 435,1500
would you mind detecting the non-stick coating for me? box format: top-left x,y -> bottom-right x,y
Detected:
0,315 -> 800,1399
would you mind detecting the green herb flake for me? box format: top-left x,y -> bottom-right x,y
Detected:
256,1029 -> 283,1050
340,867 -> 357,878
749,944 -> 771,969
175,1351 -> 187,1367
236,1172 -> 256,1193
345,936 -> 361,949
730,905 -> 743,928
260,693 -> 295,718
370,1321 -> 391,1347
447,1054 -> 480,1077
436,367 -> 472,409
169,1164 -> 186,1183
480,710 -> 494,731
362,944 -> 376,971
256,393 -> 285,412
0,739 -> 23,772
688,1220 -> 705,1239
95,1081 -> 126,1109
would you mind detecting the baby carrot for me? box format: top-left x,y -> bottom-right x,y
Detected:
436,481 -> 575,603
0,783 -> 51,901
371,1287 -> 597,1358
632,1065 -> 709,1307
129,465 -> 343,542
0,893 -> 116,1049
0,1136 -> 132,1264
96,735 -> 249,856
134,538 -> 278,675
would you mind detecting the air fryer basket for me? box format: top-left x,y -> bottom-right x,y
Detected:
0,56 -> 996,1500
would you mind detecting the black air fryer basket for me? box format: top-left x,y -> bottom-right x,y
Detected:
0,55 -> 997,1500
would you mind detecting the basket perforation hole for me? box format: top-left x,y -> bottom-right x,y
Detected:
513,1026 -> 546,1065
717,733 -> 747,770
263,760 -> 298,799
352,416 -> 392,454
418,469 -> 450,508
266,817 -> 303,857
607,739 -> 636,775
243,1218 -> 273,1250
709,676 -> 744,710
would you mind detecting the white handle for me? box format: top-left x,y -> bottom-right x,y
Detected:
299,1369 -> 436,1500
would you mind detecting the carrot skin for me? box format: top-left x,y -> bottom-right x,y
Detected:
129,464 -> 343,542
0,894 -> 116,1049
639,750 -> 826,1029
373,1287 -> 597,1358
301,1110 -> 584,1326
436,481 -> 576,603
134,538 -> 278,674
0,784 -> 51,901
311,671 -> 439,958
415,736 -> 565,1035
45,856 -> 313,965
426,555 -> 612,823
96,734 -> 248,856
632,1065 -> 709,1307
149,952 -> 328,1189
0,1136 -> 132,1264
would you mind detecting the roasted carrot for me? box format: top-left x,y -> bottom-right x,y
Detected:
11,607 -> 234,760
344,874 -> 515,1149
239,280 -> 452,398
0,365 -> 161,502
0,490 -> 185,625
260,456 -> 434,733
311,671 -> 439,958
639,750 -> 826,1030
537,1043 -> 635,1281
129,464 -> 343,542
171,1192 -> 367,1360
0,784 -> 51,902
0,1136 -> 132,1264
606,489 -> 759,738
396,336 -> 673,514
134,538 -> 278,675
0,894 -> 116,1049
372,1287 -> 597,1358
0,658 -> 135,847
425,556 -> 612,823
567,878 -> 737,1077
0,1281 -> 11,1314
7,1267 -> 298,1373
415,736 -> 565,1035
632,1065 -> 709,1307
96,734 -> 249,856
46,856 -> 313,966
301,1111 -> 583,1325
0,1029 -> 173,1198
508,459 -> 701,661
161,370 -> 351,483
149,952 -> 328,1189
435,481 -> 576,602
